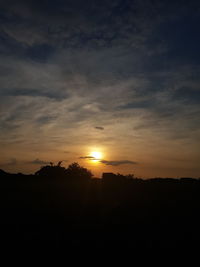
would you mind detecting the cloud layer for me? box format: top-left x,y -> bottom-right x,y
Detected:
0,0 -> 200,177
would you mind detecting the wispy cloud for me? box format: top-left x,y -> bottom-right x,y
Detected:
95,126 -> 104,130
80,155 -> 138,166
79,156 -> 96,159
100,160 -> 138,166
27,159 -> 68,165
28,159 -> 49,165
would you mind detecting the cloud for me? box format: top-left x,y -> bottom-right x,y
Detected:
95,126 -> 104,130
0,0 -> 200,177
80,155 -> 138,166
0,0 -> 162,49
100,160 -> 138,166
28,159 -> 49,165
79,156 -> 95,159
2,88 -> 65,100
79,156 -> 138,166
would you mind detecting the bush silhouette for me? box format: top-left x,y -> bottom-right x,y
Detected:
35,161 -> 93,180
65,162 -> 93,180
35,161 -> 66,178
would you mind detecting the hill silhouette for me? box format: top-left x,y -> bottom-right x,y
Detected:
0,163 -> 200,252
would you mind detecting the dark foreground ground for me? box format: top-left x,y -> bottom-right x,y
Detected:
0,171 -> 200,253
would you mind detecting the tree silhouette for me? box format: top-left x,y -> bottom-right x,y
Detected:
66,162 -> 93,180
35,161 -> 66,178
35,161 -> 93,180
57,161 -> 62,167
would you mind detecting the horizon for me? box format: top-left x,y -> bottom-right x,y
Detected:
0,1 -> 200,178
0,162 -> 199,180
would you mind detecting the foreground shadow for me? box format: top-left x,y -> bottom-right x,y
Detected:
0,163 -> 200,252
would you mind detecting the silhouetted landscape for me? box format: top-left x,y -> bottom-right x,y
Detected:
1,162 -> 200,252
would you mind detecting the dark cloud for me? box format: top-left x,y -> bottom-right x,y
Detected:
0,0 -> 159,50
100,160 -> 138,166
28,159 -> 49,165
2,0 -> 196,58
2,88 -> 66,100
95,126 -> 104,130
27,159 -> 68,165
79,156 -> 138,165
79,156 -> 95,159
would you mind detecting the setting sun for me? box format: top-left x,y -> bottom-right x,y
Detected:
90,151 -> 102,160
89,151 -> 102,163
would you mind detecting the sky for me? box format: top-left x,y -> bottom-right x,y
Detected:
0,0 -> 200,178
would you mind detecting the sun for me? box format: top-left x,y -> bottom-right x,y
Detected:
90,151 -> 102,160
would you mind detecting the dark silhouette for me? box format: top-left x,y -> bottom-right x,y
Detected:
102,172 -> 135,182
0,165 -> 200,253
65,162 -> 93,180
35,161 -> 66,177
35,161 -> 93,180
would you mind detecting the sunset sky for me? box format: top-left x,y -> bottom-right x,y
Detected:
0,0 -> 200,178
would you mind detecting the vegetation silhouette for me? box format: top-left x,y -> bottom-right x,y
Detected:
35,161 -> 93,180
0,163 -> 200,252
35,161 -> 66,177
65,162 -> 93,180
